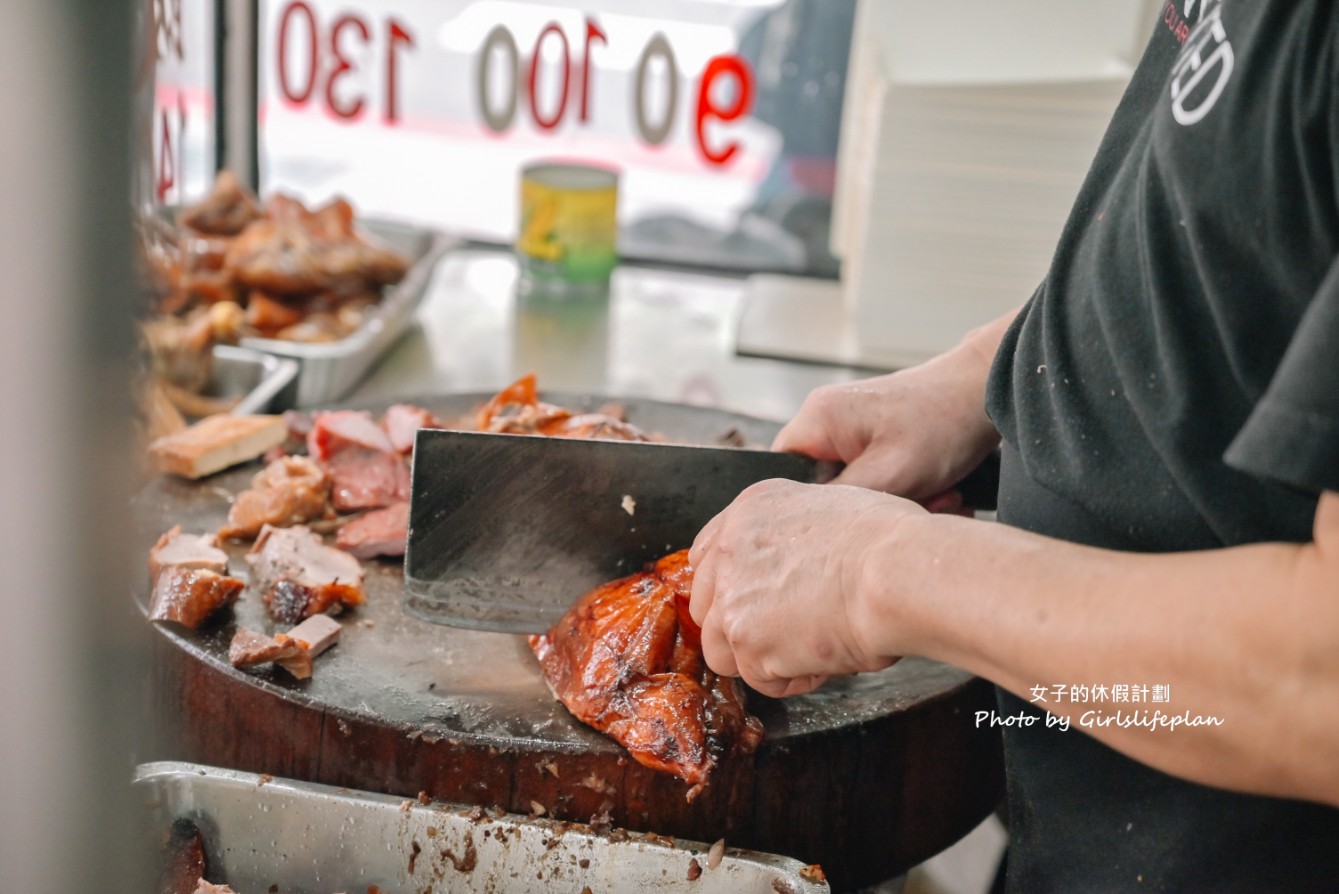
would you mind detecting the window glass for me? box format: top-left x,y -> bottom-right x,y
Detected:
137,0 -> 218,209
257,0 -> 854,275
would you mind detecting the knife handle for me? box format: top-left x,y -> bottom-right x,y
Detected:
955,450 -> 1001,511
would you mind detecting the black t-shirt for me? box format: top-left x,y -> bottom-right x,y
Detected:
982,2 -> 1339,890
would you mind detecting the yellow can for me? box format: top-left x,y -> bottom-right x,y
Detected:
517,161 -> 619,293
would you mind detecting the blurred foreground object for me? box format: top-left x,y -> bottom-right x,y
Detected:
1,0 -> 148,891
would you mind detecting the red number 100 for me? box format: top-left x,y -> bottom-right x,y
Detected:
477,17 -> 754,168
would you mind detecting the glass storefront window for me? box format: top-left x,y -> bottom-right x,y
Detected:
257,0 -> 854,276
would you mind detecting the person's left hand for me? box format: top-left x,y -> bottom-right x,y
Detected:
688,479 -> 922,698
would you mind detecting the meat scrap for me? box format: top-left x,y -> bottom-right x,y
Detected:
229,627 -> 310,678
231,614 -> 341,680
335,501 -> 409,560
150,566 -> 244,630
285,612 -> 344,655
247,524 -> 366,623
307,410 -> 410,512
149,525 -> 228,581
477,373 -> 655,441
530,550 -> 763,800
218,455 -> 331,541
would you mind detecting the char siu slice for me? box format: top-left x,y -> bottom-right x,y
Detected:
335,501 -> 409,560
306,410 -> 410,512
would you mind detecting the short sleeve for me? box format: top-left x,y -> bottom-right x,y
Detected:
1225,259 -> 1339,494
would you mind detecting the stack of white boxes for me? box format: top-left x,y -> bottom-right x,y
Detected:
739,0 -> 1162,369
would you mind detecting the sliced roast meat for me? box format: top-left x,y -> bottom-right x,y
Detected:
323,448 -> 410,512
335,501 -> 410,559
307,410 -> 410,511
382,403 -> 441,454
149,566 -> 244,629
149,525 -> 229,582
246,524 -> 366,623
230,626 -> 316,679
228,614 -> 340,680
228,627 -> 314,680
218,455 -> 331,540
477,373 -> 654,441
306,409 -> 396,460
286,612 -> 343,655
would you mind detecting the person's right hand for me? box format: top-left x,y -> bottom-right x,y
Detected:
773,335 -> 1004,502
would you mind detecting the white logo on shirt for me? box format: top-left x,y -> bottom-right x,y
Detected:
1169,0 -> 1234,125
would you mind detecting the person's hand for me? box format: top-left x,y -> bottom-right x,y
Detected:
772,336 -> 1003,504
688,478 -> 924,697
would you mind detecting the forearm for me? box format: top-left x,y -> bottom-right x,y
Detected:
857,507 -> 1339,806
927,306 -> 1020,451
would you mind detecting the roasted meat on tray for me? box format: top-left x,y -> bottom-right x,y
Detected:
530,549 -> 763,800
139,170 -> 411,346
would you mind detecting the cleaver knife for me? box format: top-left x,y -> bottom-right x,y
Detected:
402,429 -> 838,634
403,429 -> 1000,634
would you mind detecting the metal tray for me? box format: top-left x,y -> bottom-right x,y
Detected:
239,220 -> 457,408
135,762 -> 830,894
210,344 -> 300,415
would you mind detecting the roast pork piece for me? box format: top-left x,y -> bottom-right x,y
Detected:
306,410 -> 410,512
218,454 -> 331,540
149,525 -> 229,581
229,614 -> 342,680
246,524 -> 366,623
382,403 -> 441,454
530,549 -> 763,800
148,526 -> 242,629
228,628 -> 313,680
335,500 -> 409,559
150,567 -> 244,630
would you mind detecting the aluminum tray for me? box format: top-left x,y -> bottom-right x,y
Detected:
239,220 -> 456,408
210,344 -> 300,415
135,762 -> 830,894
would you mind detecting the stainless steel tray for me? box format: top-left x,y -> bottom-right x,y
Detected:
135,762 -> 830,894
211,344 -> 300,415
239,220 -> 456,408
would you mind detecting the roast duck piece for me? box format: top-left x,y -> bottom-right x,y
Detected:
147,526 -> 243,630
136,172 -> 412,444
246,524 -> 367,623
482,375 -> 762,797
530,550 -> 764,801
477,373 -> 654,442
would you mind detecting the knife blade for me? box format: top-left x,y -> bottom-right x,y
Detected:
403,429 -> 837,634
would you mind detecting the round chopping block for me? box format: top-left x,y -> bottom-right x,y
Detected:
135,394 -> 1004,891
